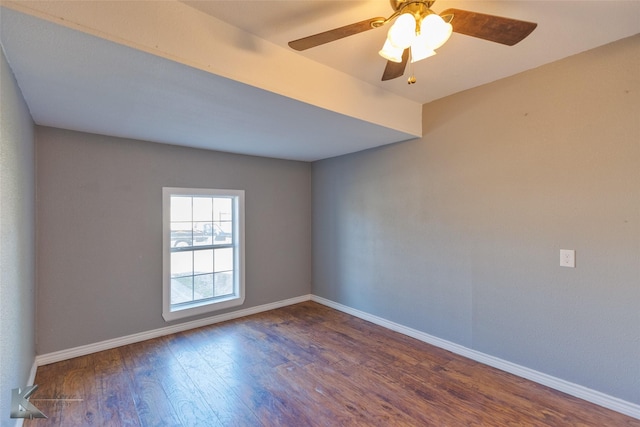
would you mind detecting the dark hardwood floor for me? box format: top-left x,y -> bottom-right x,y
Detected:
26,301 -> 639,426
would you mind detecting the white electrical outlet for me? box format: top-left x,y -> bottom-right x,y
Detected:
560,249 -> 575,268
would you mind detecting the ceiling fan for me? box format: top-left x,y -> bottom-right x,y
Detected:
288,0 -> 537,83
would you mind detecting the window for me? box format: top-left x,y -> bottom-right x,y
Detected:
162,187 -> 245,321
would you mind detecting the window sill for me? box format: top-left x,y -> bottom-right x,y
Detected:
162,294 -> 245,322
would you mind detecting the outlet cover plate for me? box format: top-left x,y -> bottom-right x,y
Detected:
560,249 -> 576,268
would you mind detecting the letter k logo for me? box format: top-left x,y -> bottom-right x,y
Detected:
10,385 -> 47,419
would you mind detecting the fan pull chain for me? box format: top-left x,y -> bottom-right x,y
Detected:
408,50 -> 416,84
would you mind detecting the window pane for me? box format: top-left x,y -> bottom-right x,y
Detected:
192,228 -> 208,247
213,198 -> 232,221
213,198 -> 233,245
171,251 -> 193,277
194,249 -> 214,274
212,222 -> 232,245
195,222 -> 214,245
171,276 -> 193,304
214,272 -> 233,297
214,248 -> 233,272
171,222 -> 194,248
194,274 -> 214,300
193,197 -> 212,222
171,196 -> 192,222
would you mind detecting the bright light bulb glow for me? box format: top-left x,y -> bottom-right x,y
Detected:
379,39 -> 405,63
410,35 -> 436,63
379,12 -> 452,66
387,13 -> 416,49
420,14 -> 453,50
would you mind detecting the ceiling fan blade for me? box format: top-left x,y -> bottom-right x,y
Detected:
381,49 -> 409,81
288,17 -> 386,51
441,8 -> 537,46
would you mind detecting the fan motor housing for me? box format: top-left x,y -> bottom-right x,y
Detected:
390,0 -> 435,12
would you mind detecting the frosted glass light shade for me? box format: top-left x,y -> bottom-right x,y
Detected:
410,36 -> 436,63
420,14 -> 453,50
387,13 -> 416,49
379,39 -> 405,63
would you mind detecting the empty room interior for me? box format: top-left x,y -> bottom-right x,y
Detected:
1,1 -> 639,425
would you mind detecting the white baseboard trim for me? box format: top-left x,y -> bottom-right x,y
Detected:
311,295 -> 640,420
35,294 -> 311,366
28,358 -> 38,384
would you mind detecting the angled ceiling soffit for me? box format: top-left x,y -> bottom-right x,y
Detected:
1,0 -> 422,137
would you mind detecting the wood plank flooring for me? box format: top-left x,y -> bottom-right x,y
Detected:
26,302 -> 639,426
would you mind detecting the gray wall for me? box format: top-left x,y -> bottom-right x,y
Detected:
313,34 -> 640,404
36,128 -> 311,354
0,49 -> 36,426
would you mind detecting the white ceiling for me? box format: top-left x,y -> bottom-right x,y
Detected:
186,0 -> 640,104
1,1 -> 639,161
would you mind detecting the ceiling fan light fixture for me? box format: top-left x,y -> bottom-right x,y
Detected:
379,39 -> 405,63
288,1 -> 538,82
419,13 -> 453,50
386,12 -> 416,49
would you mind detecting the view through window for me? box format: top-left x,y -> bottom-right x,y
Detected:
163,188 -> 244,321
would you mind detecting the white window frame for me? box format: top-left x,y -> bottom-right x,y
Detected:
162,187 -> 245,321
